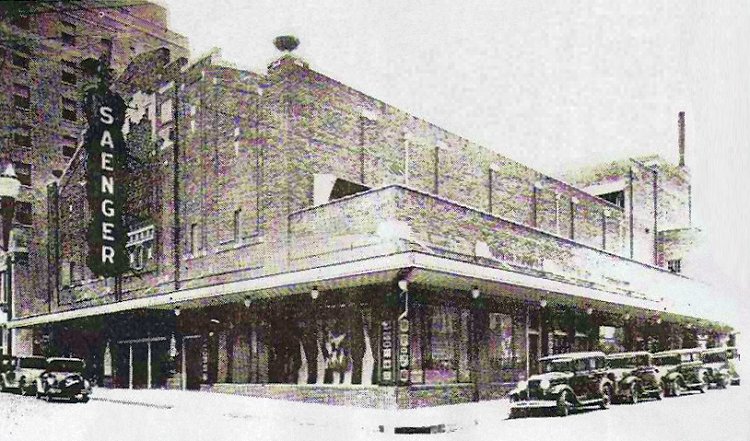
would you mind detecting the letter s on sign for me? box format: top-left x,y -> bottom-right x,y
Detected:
99,106 -> 114,125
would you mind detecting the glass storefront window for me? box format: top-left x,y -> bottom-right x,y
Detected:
424,305 -> 457,383
488,313 -> 513,367
422,305 -> 471,384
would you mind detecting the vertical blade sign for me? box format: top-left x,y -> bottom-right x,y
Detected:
84,83 -> 128,277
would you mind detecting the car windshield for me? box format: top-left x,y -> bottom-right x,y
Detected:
653,355 -> 680,366
19,357 -> 47,369
542,359 -> 573,373
703,352 -> 727,363
47,360 -> 84,372
608,356 -> 646,368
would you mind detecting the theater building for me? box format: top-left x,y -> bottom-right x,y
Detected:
5,40 -> 733,407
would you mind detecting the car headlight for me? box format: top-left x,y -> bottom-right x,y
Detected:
517,380 -> 528,391
46,377 -> 56,386
84,380 -> 91,389
540,379 -> 551,390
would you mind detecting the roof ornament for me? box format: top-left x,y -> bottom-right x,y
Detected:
274,35 -> 300,52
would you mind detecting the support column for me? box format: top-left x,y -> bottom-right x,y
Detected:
565,309 -> 576,352
128,344 -> 133,389
470,295 -> 486,401
540,307 -> 549,357
524,305 -> 530,380
147,340 -> 152,389
181,338 -> 187,390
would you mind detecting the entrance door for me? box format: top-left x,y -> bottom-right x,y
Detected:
150,340 -> 169,389
115,344 -> 129,388
132,343 -> 148,389
184,337 -> 202,390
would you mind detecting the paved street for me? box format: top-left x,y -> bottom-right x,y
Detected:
473,385 -> 750,441
0,386 -> 748,440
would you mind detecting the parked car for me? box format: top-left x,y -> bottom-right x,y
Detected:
1,355 -> 15,375
652,348 -> 708,396
702,346 -> 742,388
35,357 -> 92,403
508,351 -> 614,418
0,355 -> 47,395
726,347 -> 741,386
606,351 -> 663,403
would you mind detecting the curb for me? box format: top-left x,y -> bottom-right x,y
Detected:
90,396 -> 173,409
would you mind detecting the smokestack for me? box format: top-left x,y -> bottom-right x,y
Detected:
678,111 -> 685,167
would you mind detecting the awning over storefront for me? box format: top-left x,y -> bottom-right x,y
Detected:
7,250 -> 729,331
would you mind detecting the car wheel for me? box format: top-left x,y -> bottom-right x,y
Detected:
79,396 -> 90,404
556,391 -> 571,417
700,374 -> 709,393
629,385 -> 640,405
18,379 -> 28,396
600,385 -> 612,409
672,380 -> 683,397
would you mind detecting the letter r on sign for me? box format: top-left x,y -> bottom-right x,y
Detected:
102,246 -> 115,264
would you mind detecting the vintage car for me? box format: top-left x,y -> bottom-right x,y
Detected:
0,355 -> 47,395
702,347 -> 741,388
726,347 -> 741,386
508,351 -> 614,418
652,348 -> 708,396
606,351 -> 663,403
35,357 -> 92,402
1,355 -> 14,375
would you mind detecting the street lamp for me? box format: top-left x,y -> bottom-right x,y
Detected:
0,161 -> 21,356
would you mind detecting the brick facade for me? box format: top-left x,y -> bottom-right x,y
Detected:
0,1 -> 188,324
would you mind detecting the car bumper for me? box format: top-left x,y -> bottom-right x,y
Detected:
46,387 -> 91,399
511,399 -> 558,409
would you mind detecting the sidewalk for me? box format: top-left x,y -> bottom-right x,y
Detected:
91,387 -> 510,434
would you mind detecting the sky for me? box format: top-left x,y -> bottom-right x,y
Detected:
157,0 -> 750,333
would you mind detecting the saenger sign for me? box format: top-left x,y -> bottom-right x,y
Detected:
83,84 -> 129,277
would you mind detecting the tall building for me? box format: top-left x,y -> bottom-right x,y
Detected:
4,23 -> 734,407
0,1 -> 188,354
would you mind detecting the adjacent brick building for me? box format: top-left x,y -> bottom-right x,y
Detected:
0,1 -> 188,354
4,22 -> 732,407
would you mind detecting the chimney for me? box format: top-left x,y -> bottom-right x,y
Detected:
678,111 -> 686,167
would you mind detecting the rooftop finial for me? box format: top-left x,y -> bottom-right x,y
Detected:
274,35 -> 300,52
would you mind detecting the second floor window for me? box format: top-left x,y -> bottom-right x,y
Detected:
12,52 -> 30,69
14,125 -> 32,148
15,201 -> 32,226
61,60 -> 77,85
13,83 -> 30,110
62,97 -> 77,121
11,15 -> 31,30
14,162 -> 31,186
60,21 -> 76,46
62,135 -> 77,158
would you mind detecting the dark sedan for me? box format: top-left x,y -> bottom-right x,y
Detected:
35,358 -> 92,403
